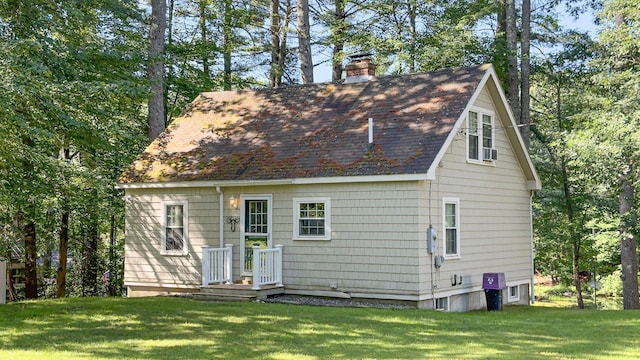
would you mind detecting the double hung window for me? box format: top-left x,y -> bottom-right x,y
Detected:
467,109 -> 495,161
443,198 -> 460,258
293,198 -> 331,240
162,202 -> 188,255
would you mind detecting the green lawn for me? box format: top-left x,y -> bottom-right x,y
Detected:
0,297 -> 639,359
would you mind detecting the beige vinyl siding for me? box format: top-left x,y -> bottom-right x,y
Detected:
220,182 -> 424,295
424,85 -> 533,295
113,183 -> 426,296
124,187 -> 219,289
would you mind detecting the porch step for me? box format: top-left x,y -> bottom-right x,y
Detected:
194,284 -> 284,302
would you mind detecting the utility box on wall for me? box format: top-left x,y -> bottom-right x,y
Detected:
0,259 -> 5,304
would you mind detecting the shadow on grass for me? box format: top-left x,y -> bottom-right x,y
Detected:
0,297 -> 639,359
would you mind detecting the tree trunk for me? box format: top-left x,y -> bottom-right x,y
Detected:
15,135 -> 38,299
331,0 -> 345,81
167,0 -> 174,46
278,0 -> 292,83
612,6 -> 639,311
82,215 -> 99,297
56,210 -> 69,298
22,217 -> 38,299
198,0 -> 210,84
572,238 -> 584,308
620,164 -> 639,309
297,0 -> 313,83
55,145 -> 71,298
505,0 -> 519,123
557,80 -> 584,309
223,0 -> 232,90
270,0 -> 282,87
165,0 -> 175,122
108,214 -> 116,296
148,0 -> 166,141
408,0 -> 417,73
520,0 -> 531,149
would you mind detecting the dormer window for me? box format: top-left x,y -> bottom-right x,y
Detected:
467,109 -> 495,162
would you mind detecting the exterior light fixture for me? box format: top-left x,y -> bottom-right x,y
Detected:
229,195 -> 239,210
227,195 -> 240,232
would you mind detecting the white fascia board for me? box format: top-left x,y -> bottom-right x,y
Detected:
290,173 -> 430,184
116,173 -> 430,190
426,65 -> 541,190
116,179 -> 290,189
483,66 -> 541,190
527,180 -> 541,191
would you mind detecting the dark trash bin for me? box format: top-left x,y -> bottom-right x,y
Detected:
482,273 -> 506,311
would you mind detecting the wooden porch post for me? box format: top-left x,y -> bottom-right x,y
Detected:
252,246 -> 261,290
275,244 -> 283,287
225,244 -> 233,284
201,246 -> 210,287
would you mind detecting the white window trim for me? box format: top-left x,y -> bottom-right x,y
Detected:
161,201 -> 189,256
293,197 -> 331,241
435,297 -> 449,311
466,107 -> 496,164
443,197 -> 460,259
508,285 -> 520,302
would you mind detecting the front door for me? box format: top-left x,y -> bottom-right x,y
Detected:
240,195 -> 272,274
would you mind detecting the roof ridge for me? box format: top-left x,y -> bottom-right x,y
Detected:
197,64 -> 490,96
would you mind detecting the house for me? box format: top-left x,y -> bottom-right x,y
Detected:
118,57 -> 541,312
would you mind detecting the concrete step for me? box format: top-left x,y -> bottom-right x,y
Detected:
193,292 -> 255,302
196,284 -> 285,301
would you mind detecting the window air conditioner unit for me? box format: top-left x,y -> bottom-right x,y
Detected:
483,148 -> 498,161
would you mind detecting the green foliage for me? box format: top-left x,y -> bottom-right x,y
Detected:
164,0 -> 269,121
530,46 -> 599,283
531,0 -> 639,302
599,270 -> 623,297
0,0 -> 148,298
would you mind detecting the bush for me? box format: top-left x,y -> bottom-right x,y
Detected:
598,271 -> 622,297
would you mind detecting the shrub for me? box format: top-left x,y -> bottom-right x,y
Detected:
598,271 -> 623,297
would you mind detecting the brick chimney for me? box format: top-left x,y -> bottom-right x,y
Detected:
344,53 -> 376,83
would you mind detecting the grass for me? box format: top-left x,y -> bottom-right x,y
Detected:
0,296 -> 639,359
534,283 -> 624,310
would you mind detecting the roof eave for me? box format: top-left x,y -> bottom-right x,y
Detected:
116,173 -> 431,190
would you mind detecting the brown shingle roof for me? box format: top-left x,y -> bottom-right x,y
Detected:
120,64 -> 490,184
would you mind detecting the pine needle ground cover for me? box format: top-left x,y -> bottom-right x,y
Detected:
0,297 -> 638,359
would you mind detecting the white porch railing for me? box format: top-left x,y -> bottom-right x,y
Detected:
202,244 -> 233,286
202,244 -> 283,290
252,245 -> 284,290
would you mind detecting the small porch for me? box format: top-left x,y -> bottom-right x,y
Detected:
198,244 -> 284,301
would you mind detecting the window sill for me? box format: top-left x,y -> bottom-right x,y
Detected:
293,237 -> 331,241
160,251 -> 189,257
466,159 -> 496,166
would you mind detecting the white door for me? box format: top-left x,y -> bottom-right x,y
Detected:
240,195 -> 272,274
